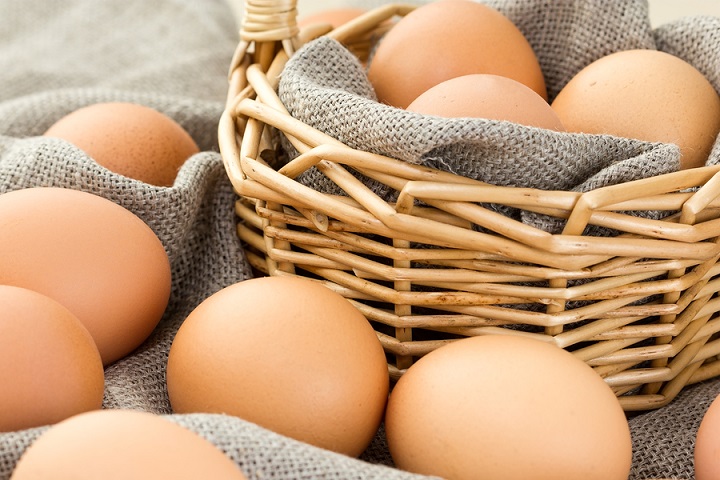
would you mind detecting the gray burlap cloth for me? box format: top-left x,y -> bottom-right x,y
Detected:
0,0 -> 719,479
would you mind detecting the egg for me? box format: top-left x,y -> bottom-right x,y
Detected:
0,187 -> 172,366
0,285 -> 104,432
694,393 -> 720,479
367,0 -> 547,109
10,409 -> 247,479
385,335 -> 632,480
44,102 -> 200,186
298,7 -> 366,29
166,275 -> 389,457
407,73 -> 565,131
551,49 -> 720,169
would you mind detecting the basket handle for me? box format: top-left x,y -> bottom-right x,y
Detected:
229,1 -> 417,75
228,0 -> 300,79
325,3 -> 416,43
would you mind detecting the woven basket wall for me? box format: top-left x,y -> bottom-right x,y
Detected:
219,0 -> 720,411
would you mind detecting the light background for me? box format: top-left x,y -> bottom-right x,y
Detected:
646,0 -> 720,26
230,1 -> 720,28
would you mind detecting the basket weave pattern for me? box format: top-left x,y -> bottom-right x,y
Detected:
220,0 -> 720,411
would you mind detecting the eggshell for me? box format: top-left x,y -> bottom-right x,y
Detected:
0,285 -> 104,432
298,7 -> 366,29
10,410 -> 247,479
407,73 -> 565,131
694,393 -> 720,479
551,49 -> 720,169
0,187 -> 172,366
367,0 -> 547,109
385,335 -> 632,480
44,102 -> 199,186
166,275 -> 390,457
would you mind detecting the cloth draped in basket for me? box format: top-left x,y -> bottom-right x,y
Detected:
0,0 -> 718,479
279,0 -> 720,234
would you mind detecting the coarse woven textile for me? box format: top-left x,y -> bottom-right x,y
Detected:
279,0 -> 720,235
0,0 -> 718,480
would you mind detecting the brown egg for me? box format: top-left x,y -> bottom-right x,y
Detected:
385,335 -> 632,480
0,187 -> 171,366
167,276 -> 389,457
694,393 -> 720,479
10,410 -> 247,479
551,49 -> 720,169
367,0 -> 547,109
44,102 -> 199,186
298,7 -> 366,29
0,285 -> 103,432
407,74 -> 565,131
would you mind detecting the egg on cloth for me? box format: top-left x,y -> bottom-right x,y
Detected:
44,102 -> 200,186
551,49 -> 720,170
9,410 -> 247,479
367,0 -> 547,109
407,73 -> 565,131
694,392 -> 720,479
385,335 -> 632,480
0,285 -> 104,432
166,275 -> 390,457
0,187 -> 172,366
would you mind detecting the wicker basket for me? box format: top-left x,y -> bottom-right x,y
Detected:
219,0 -> 720,411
